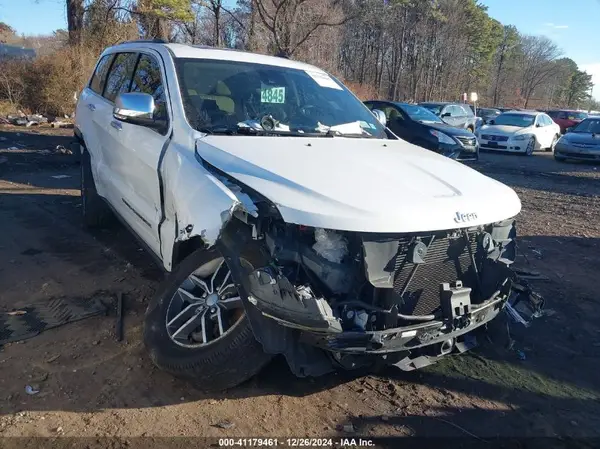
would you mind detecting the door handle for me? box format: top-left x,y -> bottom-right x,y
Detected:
87,103 -> 96,111
110,120 -> 122,131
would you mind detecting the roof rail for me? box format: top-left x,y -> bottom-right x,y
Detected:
119,38 -> 167,45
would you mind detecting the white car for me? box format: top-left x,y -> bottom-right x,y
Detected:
75,40 -> 521,390
477,111 -> 561,155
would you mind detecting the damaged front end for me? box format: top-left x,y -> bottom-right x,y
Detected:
217,209 -> 518,375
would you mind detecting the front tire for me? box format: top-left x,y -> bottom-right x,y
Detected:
144,247 -> 272,391
525,137 -> 536,156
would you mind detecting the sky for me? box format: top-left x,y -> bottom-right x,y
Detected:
480,0 -> 600,100
1,0 -> 598,99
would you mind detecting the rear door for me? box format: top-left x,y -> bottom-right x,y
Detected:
75,53 -> 114,199
104,51 -> 172,256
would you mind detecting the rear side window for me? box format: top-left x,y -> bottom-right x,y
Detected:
89,54 -> 114,95
130,54 -> 168,121
103,53 -> 138,103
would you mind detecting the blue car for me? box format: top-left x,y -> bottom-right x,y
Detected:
554,116 -> 600,162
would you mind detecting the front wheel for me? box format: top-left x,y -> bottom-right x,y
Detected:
144,246 -> 272,391
525,137 -> 536,156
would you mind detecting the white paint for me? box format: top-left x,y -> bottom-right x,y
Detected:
477,112 -> 560,152
196,135 -> 521,233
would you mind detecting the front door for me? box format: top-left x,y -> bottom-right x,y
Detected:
104,51 -> 172,257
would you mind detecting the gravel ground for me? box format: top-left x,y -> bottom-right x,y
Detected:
1,126 -> 600,446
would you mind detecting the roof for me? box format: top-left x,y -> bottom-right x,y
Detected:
111,41 -> 321,72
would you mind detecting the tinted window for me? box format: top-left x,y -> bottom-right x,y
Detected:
547,111 -> 557,118
103,53 -> 138,102
557,111 -> 568,119
89,54 -> 114,95
568,111 -> 587,120
130,54 -> 168,121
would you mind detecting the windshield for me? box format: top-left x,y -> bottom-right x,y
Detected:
399,104 -> 442,123
571,118 -> 600,134
493,113 -> 535,127
175,58 -> 386,138
419,103 -> 443,115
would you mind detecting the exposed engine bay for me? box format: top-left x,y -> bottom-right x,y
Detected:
215,176 -> 518,375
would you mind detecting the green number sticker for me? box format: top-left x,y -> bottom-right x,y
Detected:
261,86 -> 286,104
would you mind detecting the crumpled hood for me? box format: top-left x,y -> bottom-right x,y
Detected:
480,125 -> 532,136
196,136 -> 521,233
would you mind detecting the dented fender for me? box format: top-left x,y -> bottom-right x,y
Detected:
158,140 -> 257,271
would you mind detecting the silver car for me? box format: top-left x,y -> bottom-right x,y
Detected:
554,117 -> 600,162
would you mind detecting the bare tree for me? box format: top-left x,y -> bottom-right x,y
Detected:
519,35 -> 561,108
252,0 -> 350,57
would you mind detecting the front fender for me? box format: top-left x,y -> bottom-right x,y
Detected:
159,142 -> 256,271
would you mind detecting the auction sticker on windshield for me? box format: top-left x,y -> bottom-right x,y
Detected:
261,85 -> 286,104
305,70 -> 343,90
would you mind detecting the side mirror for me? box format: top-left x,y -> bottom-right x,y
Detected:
441,112 -> 451,118
535,123 -> 542,127
113,92 -> 166,130
488,119 -> 495,125
371,109 -> 387,126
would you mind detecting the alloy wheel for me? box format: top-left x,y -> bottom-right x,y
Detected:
165,256 -> 245,348
526,137 -> 535,155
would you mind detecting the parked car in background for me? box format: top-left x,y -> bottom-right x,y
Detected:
476,107 -> 501,124
553,116 -> 600,162
418,102 -> 477,133
365,100 -> 479,161
495,107 -> 517,113
547,110 -> 588,134
476,111 -> 560,155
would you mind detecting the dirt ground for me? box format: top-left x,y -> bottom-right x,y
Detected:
1,125 -> 600,445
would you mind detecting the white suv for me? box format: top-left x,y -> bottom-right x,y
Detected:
75,41 -> 521,390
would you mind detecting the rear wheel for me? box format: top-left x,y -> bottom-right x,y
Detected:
80,146 -> 113,228
144,246 -> 272,391
548,134 -> 559,152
